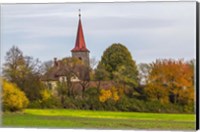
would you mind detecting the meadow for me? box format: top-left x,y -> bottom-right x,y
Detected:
2,109 -> 195,130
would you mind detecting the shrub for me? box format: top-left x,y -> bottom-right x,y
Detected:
115,96 -> 144,112
28,89 -> 62,109
27,85 -> 194,113
40,89 -> 61,108
28,100 -> 42,108
84,88 -> 104,110
63,96 -> 78,109
2,80 -> 29,111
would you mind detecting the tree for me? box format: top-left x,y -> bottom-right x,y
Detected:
145,59 -> 194,105
3,46 -> 43,101
3,46 -> 24,82
56,81 -> 68,107
94,65 -> 110,92
96,43 -> 139,90
145,83 -> 169,104
2,79 -> 29,111
74,65 -> 90,98
113,65 -> 138,89
40,60 -> 53,74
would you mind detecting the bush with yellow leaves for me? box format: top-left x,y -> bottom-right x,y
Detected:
99,87 -> 120,103
39,89 -> 61,108
2,79 -> 29,111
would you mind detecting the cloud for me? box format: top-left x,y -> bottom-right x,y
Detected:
1,2 -> 196,64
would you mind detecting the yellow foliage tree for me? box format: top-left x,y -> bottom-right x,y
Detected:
99,87 -> 120,102
2,79 -> 29,111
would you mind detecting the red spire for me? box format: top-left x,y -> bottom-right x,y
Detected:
71,10 -> 89,52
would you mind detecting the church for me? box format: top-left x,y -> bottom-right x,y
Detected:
71,11 -> 90,67
41,11 -> 90,90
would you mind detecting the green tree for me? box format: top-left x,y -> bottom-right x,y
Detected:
113,65 -> 138,88
94,65 -> 110,92
97,43 -> 139,89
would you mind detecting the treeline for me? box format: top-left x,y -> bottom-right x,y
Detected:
1,44 -> 195,113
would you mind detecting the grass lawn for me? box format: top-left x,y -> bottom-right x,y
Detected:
2,109 -> 195,130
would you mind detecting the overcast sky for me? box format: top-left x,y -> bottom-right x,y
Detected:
1,2 -> 196,65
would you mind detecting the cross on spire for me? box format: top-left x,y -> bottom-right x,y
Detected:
79,9 -> 81,18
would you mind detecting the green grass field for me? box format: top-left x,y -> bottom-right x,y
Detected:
2,109 -> 195,130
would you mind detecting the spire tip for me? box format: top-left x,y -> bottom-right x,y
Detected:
78,9 -> 81,18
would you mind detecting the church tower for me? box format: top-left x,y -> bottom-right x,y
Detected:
71,10 -> 90,66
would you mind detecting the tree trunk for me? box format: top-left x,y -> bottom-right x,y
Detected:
97,81 -> 101,93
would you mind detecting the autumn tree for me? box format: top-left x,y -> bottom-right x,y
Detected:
3,46 -> 43,101
145,59 -> 194,105
96,43 -> 139,92
3,46 -> 24,82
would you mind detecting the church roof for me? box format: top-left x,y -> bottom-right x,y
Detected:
71,11 -> 89,52
41,57 -> 90,82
